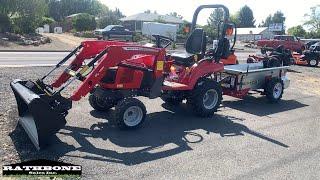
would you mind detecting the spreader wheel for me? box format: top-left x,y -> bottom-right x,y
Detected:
188,80 -> 222,117
89,93 -> 114,111
265,78 -> 284,102
114,98 -> 146,129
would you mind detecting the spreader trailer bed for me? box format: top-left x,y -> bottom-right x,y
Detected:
219,62 -> 290,101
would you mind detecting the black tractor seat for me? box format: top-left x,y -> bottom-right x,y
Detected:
171,52 -> 196,66
171,28 -> 207,66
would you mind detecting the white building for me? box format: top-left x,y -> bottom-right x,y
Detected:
142,22 -> 178,40
120,13 -> 184,32
234,27 -> 275,42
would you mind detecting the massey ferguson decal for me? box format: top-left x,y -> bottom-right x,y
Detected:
122,47 -> 158,52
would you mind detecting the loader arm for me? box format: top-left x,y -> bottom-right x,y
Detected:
70,45 -> 167,101
51,41 -> 133,88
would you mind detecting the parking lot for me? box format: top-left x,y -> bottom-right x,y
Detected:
1,51 -> 320,179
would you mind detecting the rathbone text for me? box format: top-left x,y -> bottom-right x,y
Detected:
3,166 -> 81,171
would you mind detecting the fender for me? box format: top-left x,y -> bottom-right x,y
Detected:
177,60 -> 224,90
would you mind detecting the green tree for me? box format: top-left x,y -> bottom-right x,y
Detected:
300,5 -> 320,38
259,15 -> 272,27
287,25 -> 306,37
0,0 -> 48,33
72,13 -> 96,31
48,0 -> 108,21
0,13 -> 11,32
40,16 -> 55,26
305,30 -> 320,39
237,5 -> 255,27
272,11 -> 286,24
260,11 -> 286,34
205,8 -> 224,39
97,8 -> 125,28
304,5 -> 320,31
13,0 -> 48,33
230,12 -> 240,26
0,0 -> 19,16
260,12 -> 286,27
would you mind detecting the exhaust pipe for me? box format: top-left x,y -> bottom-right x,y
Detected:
10,79 -> 71,150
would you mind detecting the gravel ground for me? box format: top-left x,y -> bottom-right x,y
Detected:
0,66 -> 77,170
0,33 -> 95,51
0,64 -> 320,178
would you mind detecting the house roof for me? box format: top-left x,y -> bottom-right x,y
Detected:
235,27 -> 269,35
120,13 -> 184,24
66,13 -> 82,18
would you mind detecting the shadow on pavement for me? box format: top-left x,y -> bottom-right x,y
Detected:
223,96 -> 308,116
10,101 -> 289,165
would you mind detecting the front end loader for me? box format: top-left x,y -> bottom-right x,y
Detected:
11,40 -> 169,150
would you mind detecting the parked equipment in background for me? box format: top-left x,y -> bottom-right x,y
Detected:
309,42 -> 320,51
305,40 -> 319,49
247,46 -> 294,67
292,50 -> 320,67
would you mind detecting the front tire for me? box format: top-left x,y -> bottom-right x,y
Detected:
265,78 -> 284,102
114,98 -> 146,129
188,80 -> 222,117
89,93 -> 114,111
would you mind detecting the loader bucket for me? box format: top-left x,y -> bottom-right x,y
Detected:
10,79 -> 71,150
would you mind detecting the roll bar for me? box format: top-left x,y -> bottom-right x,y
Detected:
191,4 -> 230,31
191,4 -> 231,62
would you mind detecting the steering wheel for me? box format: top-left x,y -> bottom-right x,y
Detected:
152,34 -> 174,48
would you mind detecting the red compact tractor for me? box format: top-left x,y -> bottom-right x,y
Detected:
11,5 -> 238,150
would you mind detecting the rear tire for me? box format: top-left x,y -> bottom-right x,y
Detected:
114,98 -> 146,129
265,78 -> 284,102
187,80 -> 222,117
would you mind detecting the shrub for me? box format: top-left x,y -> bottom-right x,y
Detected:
133,32 -> 143,42
40,17 -> 55,26
12,16 -> 38,34
0,14 -> 12,33
72,13 -> 96,31
73,31 -> 95,38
